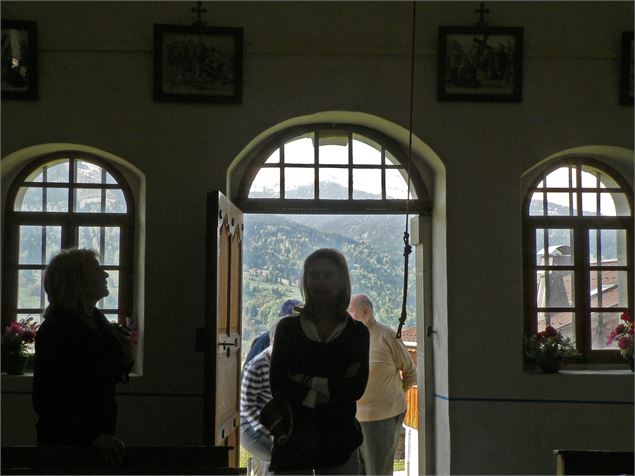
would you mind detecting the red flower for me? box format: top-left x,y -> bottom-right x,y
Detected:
5,321 -> 22,336
620,311 -> 632,323
617,336 -> 632,350
20,329 -> 37,343
3,319 -> 39,344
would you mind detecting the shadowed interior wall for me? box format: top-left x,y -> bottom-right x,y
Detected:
1,2 -> 633,474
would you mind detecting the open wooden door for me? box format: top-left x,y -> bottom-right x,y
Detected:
202,191 -> 243,466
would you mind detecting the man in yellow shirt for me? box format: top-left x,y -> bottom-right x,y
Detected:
348,294 -> 417,476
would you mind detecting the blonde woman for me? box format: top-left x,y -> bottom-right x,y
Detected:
33,249 -> 133,465
268,249 -> 369,475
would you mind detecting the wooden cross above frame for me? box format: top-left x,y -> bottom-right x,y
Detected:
192,1 -> 207,27
474,2 -> 490,30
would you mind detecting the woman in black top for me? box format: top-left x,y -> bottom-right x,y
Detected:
33,248 -> 133,465
268,248 -> 369,474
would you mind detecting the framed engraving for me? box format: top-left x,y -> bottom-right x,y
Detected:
438,25 -> 523,102
1,20 -> 38,100
154,24 -> 243,103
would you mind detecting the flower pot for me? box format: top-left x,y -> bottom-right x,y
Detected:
539,359 -> 561,373
3,353 -> 29,375
25,354 -> 35,371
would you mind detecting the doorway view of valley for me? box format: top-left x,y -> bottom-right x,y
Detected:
240,213 -> 418,474
241,213 -> 417,361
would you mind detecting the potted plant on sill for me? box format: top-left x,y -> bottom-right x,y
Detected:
525,325 -> 575,373
606,311 -> 633,371
2,317 -> 39,375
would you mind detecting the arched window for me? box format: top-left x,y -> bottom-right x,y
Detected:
2,152 -> 135,326
236,124 -> 431,213
523,158 -> 633,365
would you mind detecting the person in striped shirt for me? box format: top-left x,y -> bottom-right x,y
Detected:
240,301 -> 300,476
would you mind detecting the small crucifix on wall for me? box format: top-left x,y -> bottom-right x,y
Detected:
474,2 -> 490,30
191,1 -> 207,27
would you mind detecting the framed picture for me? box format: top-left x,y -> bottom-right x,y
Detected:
619,31 -> 633,106
154,24 -> 243,104
1,20 -> 38,100
437,26 -> 523,102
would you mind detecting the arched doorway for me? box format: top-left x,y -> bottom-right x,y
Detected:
227,111 -> 447,475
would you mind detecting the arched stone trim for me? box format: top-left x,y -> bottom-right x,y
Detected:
521,145 -> 634,196
227,111 -> 448,475
228,111 -> 444,209
520,145 -> 634,366
1,143 -> 146,373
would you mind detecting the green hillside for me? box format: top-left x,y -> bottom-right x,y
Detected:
242,213 -> 416,354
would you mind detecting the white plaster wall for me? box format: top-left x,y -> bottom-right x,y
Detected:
1,2 -> 633,473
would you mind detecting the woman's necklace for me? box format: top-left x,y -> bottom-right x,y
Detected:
311,310 -> 343,341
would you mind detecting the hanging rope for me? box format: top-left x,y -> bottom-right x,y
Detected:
396,1 -> 416,339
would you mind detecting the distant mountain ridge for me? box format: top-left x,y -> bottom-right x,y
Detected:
242,213 -> 416,346
529,199 -> 572,216
250,181 -> 388,201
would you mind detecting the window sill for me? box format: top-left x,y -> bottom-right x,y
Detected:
1,371 -> 33,377
1,372 -> 143,395
524,365 -> 633,375
1,372 -> 143,378
558,369 -> 633,375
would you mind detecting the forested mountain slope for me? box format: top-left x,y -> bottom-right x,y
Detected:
242,213 -> 416,350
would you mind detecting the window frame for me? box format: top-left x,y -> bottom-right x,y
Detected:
523,157 -> 634,365
236,124 -> 432,214
2,151 -> 135,327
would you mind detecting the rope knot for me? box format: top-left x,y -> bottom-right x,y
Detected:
403,231 -> 412,256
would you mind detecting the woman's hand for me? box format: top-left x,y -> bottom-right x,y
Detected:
289,373 -> 312,386
291,373 -> 331,405
92,433 -> 126,466
110,324 -> 135,368
289,373 -> 304,384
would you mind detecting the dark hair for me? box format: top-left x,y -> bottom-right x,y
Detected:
300,248 -> 351,316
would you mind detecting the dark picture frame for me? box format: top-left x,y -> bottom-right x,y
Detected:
153,24 -> 243,104
619,31 -> 633,106
1,20 -> 38,100
437,25 -> 523,102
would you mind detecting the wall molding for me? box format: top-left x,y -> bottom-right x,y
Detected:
434,393 -> 633,405
38,45 -> 620,60
2,390 -> 203,398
